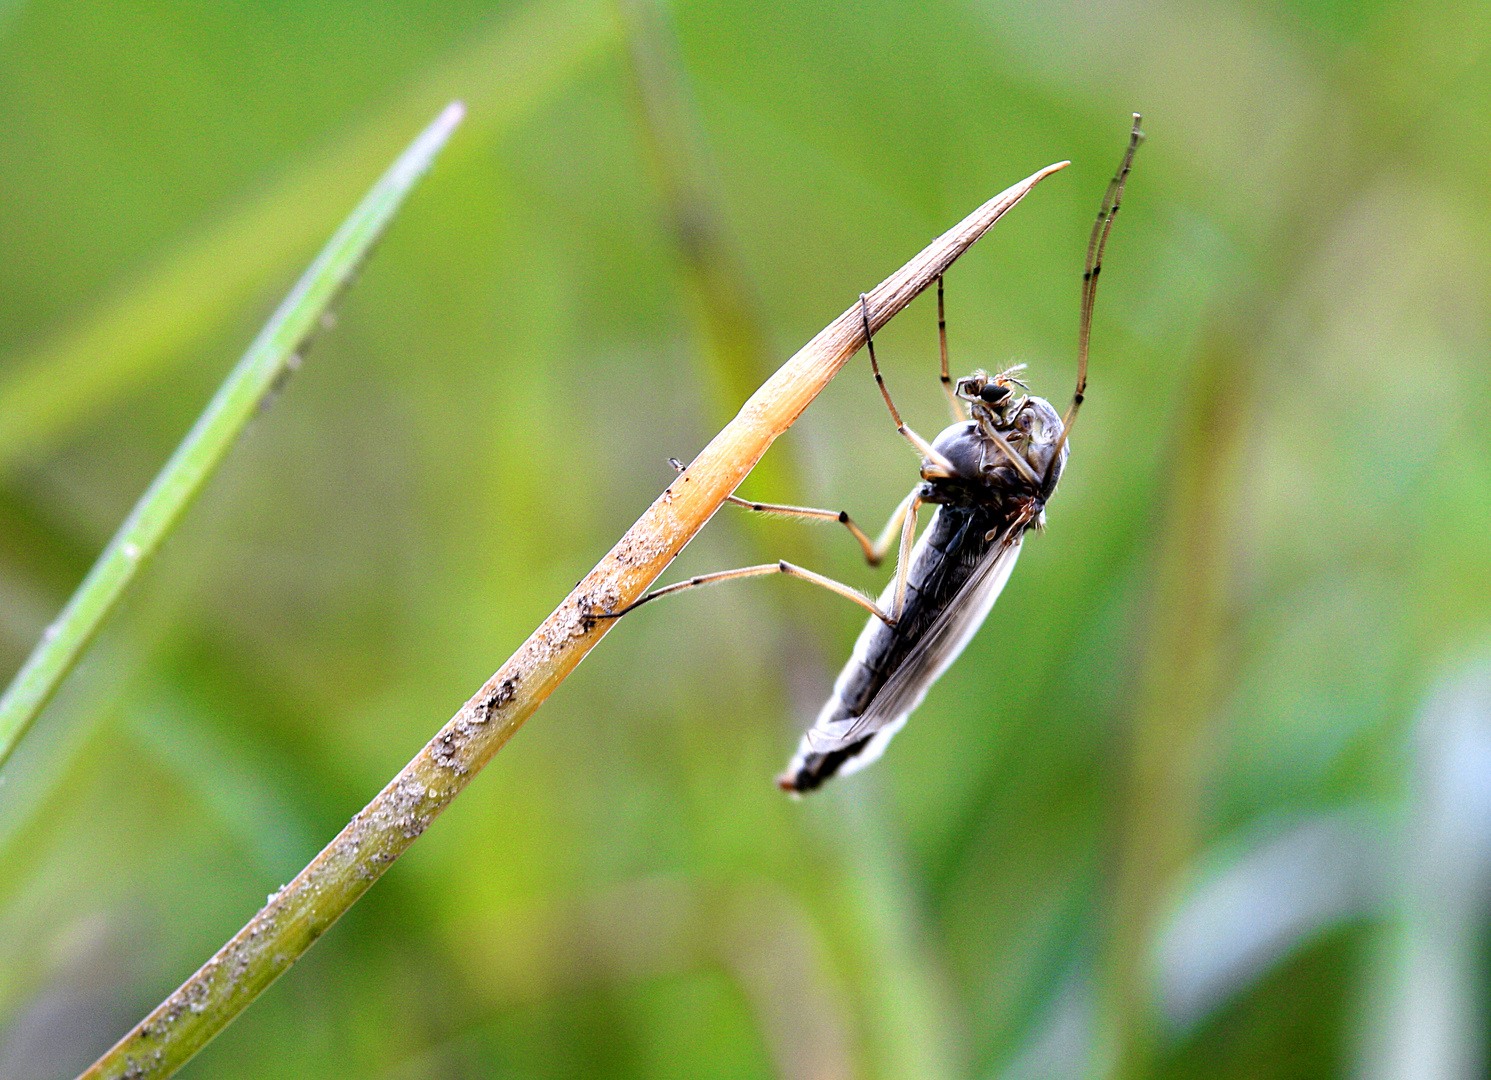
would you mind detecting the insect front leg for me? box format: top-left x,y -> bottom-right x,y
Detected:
937,276 -> 968,424
972,412 -> 1040,486
859,295 -> 958,477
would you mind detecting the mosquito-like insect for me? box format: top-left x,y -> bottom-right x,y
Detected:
604,116 -> 1143,793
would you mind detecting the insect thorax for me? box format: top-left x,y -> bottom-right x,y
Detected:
926,389 -> 1068,509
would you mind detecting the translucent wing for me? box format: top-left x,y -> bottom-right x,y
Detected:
808,511 -> 1033,755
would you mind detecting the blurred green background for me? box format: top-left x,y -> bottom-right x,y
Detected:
3,0 -> 1491,1077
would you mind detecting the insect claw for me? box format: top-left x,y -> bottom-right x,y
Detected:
578,597 -> 624,629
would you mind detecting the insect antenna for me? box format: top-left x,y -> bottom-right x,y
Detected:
1043,113 -> 1143,492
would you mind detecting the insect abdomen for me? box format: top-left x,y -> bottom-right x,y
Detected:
779,505 -> 1002,792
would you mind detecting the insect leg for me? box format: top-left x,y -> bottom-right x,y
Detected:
719,497 -> 876,560
1045,114 -> 1143,488
890,494 -> 923,621
594,561 -> 895,625
722,484 -> 919,567
669,458 -> 919,568
975,415 -> 1041,486
937,276 -> 967,423
860,294 -> 958,477
865,485 -> 919,567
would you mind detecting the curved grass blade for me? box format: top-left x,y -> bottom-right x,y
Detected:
0,101 -> 466,772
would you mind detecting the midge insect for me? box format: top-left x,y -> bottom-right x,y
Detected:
601,116 -> 1143,793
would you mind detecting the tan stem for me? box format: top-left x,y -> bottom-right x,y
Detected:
77,158 -> 1067,1080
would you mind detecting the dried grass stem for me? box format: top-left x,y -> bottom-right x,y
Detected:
78,159 -> 1066,1080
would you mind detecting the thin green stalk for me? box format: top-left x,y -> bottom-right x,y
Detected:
0,102 -> 466,772
75,161 -> 1065,1080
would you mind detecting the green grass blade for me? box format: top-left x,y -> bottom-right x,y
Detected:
0,101 -> 466,772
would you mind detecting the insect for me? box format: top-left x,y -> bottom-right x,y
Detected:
604,116 -> 1143,793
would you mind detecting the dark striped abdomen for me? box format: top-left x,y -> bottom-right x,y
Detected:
780,503 -> 1010,792
829,504 -> 998,718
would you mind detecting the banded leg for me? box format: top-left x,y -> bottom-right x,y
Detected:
937,276 -> 967,423
722,488 -> 921,619
595,491 -> 924,625
1045,113 -> 1143,493
724,485 -> 918,568
859,295 -> 957,477
670,458 -> 918,568
595,560 -> 896,626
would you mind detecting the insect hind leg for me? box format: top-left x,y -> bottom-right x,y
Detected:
593,560 -> 896,626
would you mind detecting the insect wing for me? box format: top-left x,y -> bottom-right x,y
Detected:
808,520 -> 1029,754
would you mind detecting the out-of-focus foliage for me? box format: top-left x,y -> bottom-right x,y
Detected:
1,0 -> 1488,1078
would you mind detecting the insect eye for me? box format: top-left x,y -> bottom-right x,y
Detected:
979,384 -> 1011,404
